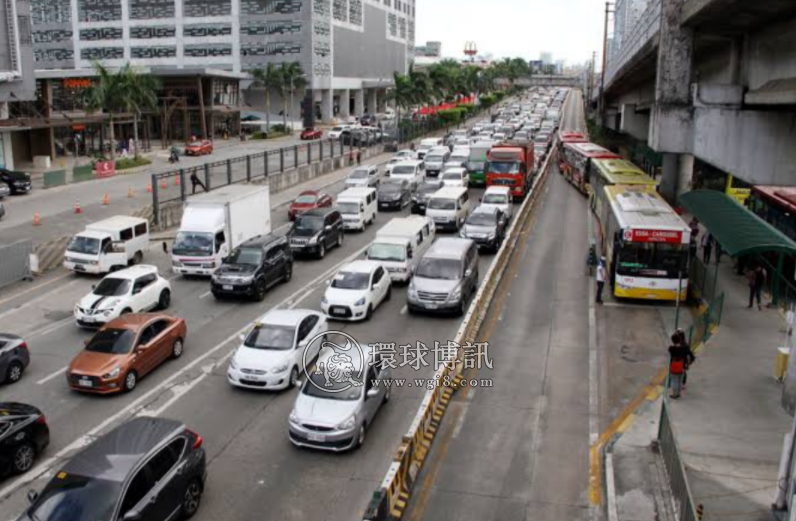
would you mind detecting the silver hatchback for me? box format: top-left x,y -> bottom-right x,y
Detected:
0,334 -> 29,384
288,342 -> 391,451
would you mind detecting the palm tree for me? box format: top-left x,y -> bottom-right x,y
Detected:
251,63 -> 281,132
84,61 -> 133,160
278,62 -> 307,131
121,66 -> 160,158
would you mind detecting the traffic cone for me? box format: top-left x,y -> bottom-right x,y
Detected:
160,179 -> 167,189
174,175 -> 180,186
33,212 -> 41,226
127,186 -> 135,198
102,193 -> 109,205
74,202 -> 82,214
146,183 -> 152,193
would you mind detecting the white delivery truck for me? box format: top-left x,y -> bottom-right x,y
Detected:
366,216 -> 436,283
172,185 -> 271,276
64,216 -> 150,274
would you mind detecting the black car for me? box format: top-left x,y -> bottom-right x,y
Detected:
211,234 -> 293,301
0,168 -> 32,195
0,403 -> 49,477
378,180 -> 411,211
21,417 -> 206,521
411,179 -> 445,215
288,208 -> 345,259
460,206 -> 508,252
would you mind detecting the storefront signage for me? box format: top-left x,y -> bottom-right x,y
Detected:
624,229 -> 683,244
63,78 -> 91,89
94,161 -> 116,178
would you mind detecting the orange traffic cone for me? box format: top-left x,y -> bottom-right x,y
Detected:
102,193 -> 109,205
174,175 -> 180,186
33,212 -> 41,226
127,186 -> 135,198
160,179 -> 167,189
146,183 -> 153,193
74,202 -> 82,214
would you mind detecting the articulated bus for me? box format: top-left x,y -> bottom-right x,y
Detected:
590,158 -> 658,220
598,185 -> 691,301
559,142 -> 620,195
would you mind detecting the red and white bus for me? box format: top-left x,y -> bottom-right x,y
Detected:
559,142 -> 620,195
557,131 -> 588,170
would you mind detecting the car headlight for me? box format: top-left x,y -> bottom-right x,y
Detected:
289,410 -> 300,425
202,262 -> 215,269
309,236 -> 318,245
172,259 -> 182,267
460,229 -> 467,238
229,358 -> 239,370
487,232 -> 496,240
450,288 -> 462,301
88,260 -> 98,265
354,297 -> 366,306
274,361 -> 289,373
102,367 -> 121,379
321,295 -> 328,305
408,285 -> 418,298
337,415 -> 357,430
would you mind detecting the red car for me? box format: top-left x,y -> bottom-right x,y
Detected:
185,139 -> 213,156
288,190 -> 333,221
300,127 -> 323,140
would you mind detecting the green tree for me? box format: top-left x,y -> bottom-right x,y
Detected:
278,62 -> 307,131
251,63 -> 281,131
120,67 -> 160,158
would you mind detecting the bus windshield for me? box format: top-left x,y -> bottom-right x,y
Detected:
616,242 -> 687,278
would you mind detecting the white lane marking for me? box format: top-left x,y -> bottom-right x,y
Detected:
452,388 -> 475,439
199,290 -> 212,299
32,317 -> 74,338
35,367 -> 67,385
0,272 -> 72,307
0,244 -> 370,502
0,279 -> 80,321
400,305 -> 407,315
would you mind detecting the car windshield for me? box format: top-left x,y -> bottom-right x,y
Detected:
93,278 -> 131,296
350,170 -> 369,179
244,324 -> 295,350
368,243 -> 406,262
467,212 -> 496,226
418,183 -> 442,194
294,216 -> 325,231
428,198 -> 456,210
426,154 -> 444,163
331,271 -> 370,290
468,160 -> 486,170
66,236 -> 100,255
188,141 -> 203,147
302,372 -> 363,400
451,155 -> 468,163
31,473 -> 122,521
337,202 -> 360,215
488,161 -> 520,174
391,165 -> 415,175
295,194 -> 317,204
483,193 -> 508,204
86,328 -> 136,355
227,247 -> 263,266
416,258 -> 462,280
379,183 -> 402,193
535,135 -> 549,143
173,231 -> 213,257
332,126 -> 344,131
443,172 -> 463,181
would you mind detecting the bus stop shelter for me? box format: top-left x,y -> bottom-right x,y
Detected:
680,190 -> 796,304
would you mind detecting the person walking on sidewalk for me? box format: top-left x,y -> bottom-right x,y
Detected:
675,329 -> 696,390
668,334 -> 693,399
746,264 -> 767,310
190,172 -> 207,194
701,233 -> 714,265
595,256 -> 607,304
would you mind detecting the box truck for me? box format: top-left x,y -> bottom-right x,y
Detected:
172,185 -> 271,276
64,216 -> 150,274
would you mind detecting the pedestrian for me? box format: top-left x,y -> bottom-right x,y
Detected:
356,150 -> 361,165
668,333 -> 694,399
190,171 -> 206,194
746,264 -> 766,310
675,329 -> 696,390
701,233 -> 714,264
595,256 -> 606,304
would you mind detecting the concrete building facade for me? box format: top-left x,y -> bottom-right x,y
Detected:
1,0 -> 35,169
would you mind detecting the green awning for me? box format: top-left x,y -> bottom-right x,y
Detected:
679,190 -> 796,257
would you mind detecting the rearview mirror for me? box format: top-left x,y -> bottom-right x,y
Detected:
465,269 -> 473,278
325,225 -> 332,232
239,333 -> 246,342
122,510 -> 142,521
366,388 -> 379,399
27,490 -> 38,504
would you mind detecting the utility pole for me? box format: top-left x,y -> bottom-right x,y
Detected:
600,2 -> 615,118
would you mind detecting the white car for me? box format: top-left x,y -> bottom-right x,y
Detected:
480,186 -> 513,222
322,260 -> 392,321
328,125 -> 351,139
228,309 -> 328,390
74,265 -> 171,328
388,160 -> 424,191
346,165 -> 380,188
440,167 -> 469,189
386,150 -> 418,174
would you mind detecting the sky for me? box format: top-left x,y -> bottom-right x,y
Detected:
415,0 -> 605,66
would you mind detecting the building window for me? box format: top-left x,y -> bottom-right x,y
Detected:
131,46 -> 177,58
34,48 -> 74,64
33,29 -> 73,43
77,0 -> 123,22
80,47 -> 124,60
18,16 -> 32,44
80,27 -> 123,40
242,21 -> 301,36
313,0 -> 329,16
0,133 -> 5,169
212,80 -> 239,106
332,0 -> 346,22
184,44 -> 233,57
130,26 -> 176,38
184,24 -> 232,37
31,0 -> 72,24
129,0 -> 175,19
240,42 -> 301,57
349,0 -> 362,25
241,0 -> 302,16
183,0 -> 231,17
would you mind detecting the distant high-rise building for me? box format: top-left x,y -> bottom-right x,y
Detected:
528,60 -> 543,73
415,41 -> 442,58
540,52 -> 553,65
555,60 -> 565,75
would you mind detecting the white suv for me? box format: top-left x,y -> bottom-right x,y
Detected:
322,260 -> 392,321
74,265 -> 171,328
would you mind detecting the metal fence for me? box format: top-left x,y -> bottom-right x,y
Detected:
658,398 -> 699,521
0,240 -> 33,290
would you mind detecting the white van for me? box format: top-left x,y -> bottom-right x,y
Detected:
417,138 -> 443,160
336,187 -> 377,231
426,186 -> 471,231
64,216 -> 149,274
480,186 -> 514,222
388,159 -> 424,191
367,216 -> 436,283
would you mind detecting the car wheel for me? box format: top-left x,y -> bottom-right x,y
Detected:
6,361 -> 24,384
318,243 -> 326,259
284,262 -> 293,282
289,367 -> 299,388
355,425 -> 366,449
132,251 -> 143,265
123,370 -> 138,393
171,338 -> 184,359
337,232 -> 344,248
365,304 -> 373,321
158,289 -> 171,310
182,479 -> 203,519
383,384 -> 392,403
385,285 -> 392,301
12,443 -> 35,474
120,307 -> 132,315
457,298 -> 467,317
254,279 -> 267,302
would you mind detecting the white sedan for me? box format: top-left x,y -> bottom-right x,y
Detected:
386,149 -> 418,174
74,265 -> 171,328
440,167 -> 469,189
321,260 -> 392,321
228,309 -> 328,390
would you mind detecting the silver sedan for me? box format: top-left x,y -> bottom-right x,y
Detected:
0,333 -> 30,384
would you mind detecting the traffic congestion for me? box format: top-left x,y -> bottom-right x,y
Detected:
0,87 -> 569,521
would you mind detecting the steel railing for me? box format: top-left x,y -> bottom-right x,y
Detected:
658,398 -> 700,521
0,240 -> 33,290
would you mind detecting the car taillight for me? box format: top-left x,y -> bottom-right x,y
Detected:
36,415 -> 47,425
186,428 -> 203,449
19,342 -> 28,350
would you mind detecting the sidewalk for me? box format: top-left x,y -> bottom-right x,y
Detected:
612,255 -> 792,521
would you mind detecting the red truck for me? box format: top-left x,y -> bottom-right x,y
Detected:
486,142 -> 535,198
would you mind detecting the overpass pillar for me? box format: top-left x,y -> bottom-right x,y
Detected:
650,0 -> 695,202
620,104 -> 649,142
320,89 -> 333,124
339,89 -> 351,119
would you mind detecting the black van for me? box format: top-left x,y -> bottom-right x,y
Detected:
211,234 -> 293,301
288,208 -> 345,259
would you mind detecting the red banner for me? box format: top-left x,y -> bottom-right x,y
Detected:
95,161 -> 116,178
624,229 -> 684,244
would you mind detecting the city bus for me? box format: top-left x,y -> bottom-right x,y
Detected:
598,185 -> 691,301
559,142 -> 619,195
590,158 -> 658,219
556,131 -> 588,171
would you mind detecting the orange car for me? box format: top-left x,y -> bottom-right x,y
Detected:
185,139 -> 213,156
67,314 -> 187,394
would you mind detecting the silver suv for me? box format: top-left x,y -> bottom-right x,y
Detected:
407,238 -> 479,316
